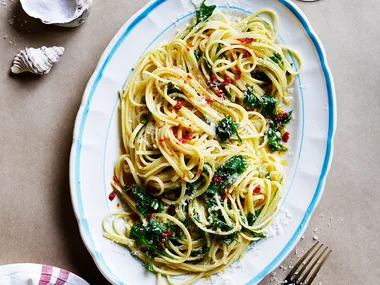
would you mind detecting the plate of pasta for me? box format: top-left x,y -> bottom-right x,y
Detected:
69,0 -> 336,285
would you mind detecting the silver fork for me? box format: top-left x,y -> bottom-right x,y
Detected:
282,241 -> 332,285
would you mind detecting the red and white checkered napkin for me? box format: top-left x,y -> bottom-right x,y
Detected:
0,263 -> 90,285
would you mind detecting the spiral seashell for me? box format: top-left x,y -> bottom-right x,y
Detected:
11,46 -> 65,75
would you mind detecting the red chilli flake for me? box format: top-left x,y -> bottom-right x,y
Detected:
213,175 -> 223,184
274,112 -> 290,125
253,185 -> 261,194
108,191 -> 116,201
282,132 -> 290,143
187,74 -> 193,80
215,88 -> 226,99
113,175 -> 120,185
146,212 -> 154,220
220,74 -> 233,88
242,50 -> 251,58
235,67 -> 242,80
205,97 -> 215,103
162,231 -> 174,238
237,38 -> 256,44
131,214 -> 139,223
174,101 -> 183,110
210,74 -> 218,85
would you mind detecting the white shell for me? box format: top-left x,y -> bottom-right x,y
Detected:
20,0 -> 92,28
11,46 -> 65,75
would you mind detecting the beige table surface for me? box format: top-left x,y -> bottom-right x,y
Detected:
1,0 -> 379,284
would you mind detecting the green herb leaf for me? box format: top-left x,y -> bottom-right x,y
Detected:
265,110 -> 292,153
194,50 -> 202,61
244,86 -> 261,108
203,55 -> 213,75
131,184 -> 163,217
243,229 -> 266,238
193,213 -> 201,223
141,112 -> 151,126
251,70 -> 270,82
266,121 -> 287,152
215,116 -> 241,143
206,156 -> 247,195
191,246 -> 210,257
195,0 -> 216,26
130,218 -> 182,259
270,52 -> 283,66
167,82 -> 184,95
261,95 -> 277,117
223,87 -> 232,100
146,252 -> 155,272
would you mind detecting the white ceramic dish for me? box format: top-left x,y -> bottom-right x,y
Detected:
69,1 -> 336,284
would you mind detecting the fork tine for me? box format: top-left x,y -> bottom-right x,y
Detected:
298,246 -> 329,284
305,249 -> 332,284
295,243 -> 324,280
284,241 -> 319,281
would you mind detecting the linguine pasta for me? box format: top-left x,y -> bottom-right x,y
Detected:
103,3 -> 301,284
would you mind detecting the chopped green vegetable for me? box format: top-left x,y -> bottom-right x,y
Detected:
266,120 -> 287,152
129,220 -> 167,256
141,112 -> 151,125
167,81 -> 183,95
146,252 -> 155,272
195,0 -> 216,27
251,70 -> 270,82
270,52 -> 283,66
244,229 -> 266,238
265,110 -> 293,152
206,156 -> 247,195
203,55 -> 213,74
191,246 -> 210,257
215,42 -> 226,60
193,213 -> 201,223
241,208 -> 266,238
129,218 -> 185,268
247,208 -> 263,226
215,116 -> 241,143
261,95 -> 277,117
202,156 -> 248,244
208,209 -> 236,244
130,184 -> 163,217
223,87 -> 232,100
194,50 -> 202,61
244,86 -> 261,108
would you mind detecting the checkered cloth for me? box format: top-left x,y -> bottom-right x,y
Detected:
0,264 -> 89,285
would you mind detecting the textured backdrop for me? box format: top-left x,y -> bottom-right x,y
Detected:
0,0 -> 379,284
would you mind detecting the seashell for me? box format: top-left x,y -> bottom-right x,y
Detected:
11,46 -> 65,75
20,0 -> 92,28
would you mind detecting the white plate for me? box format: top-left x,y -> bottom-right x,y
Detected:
69,1 -> 336,284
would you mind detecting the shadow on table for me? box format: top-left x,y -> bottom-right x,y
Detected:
58,171 -> 111,285
50,80 -> 110,285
